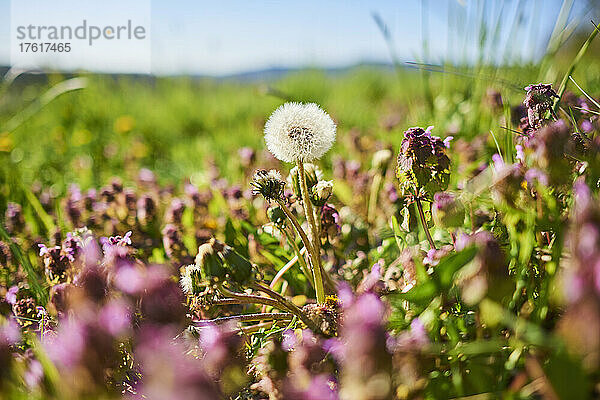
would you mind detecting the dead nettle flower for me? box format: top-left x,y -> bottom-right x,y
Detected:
338,292 -> 393,400
65,184 -> 83,227
251,337 -> 289,399
238,146 -> 256,169
44,300 -> 132,393
161,224 -> 189,263
139,266 -> 188,326
432,192 -> 465,229
12,296 -> 38,330
84,188 -> 97,212
396,126 -> 451,198
282,329 -> 338,399
251,169 -> 286,202
527,120 -> 584,186
165,198 -> 186,225
491,157 -> 527,208
558,180 -> 600,367
523,83 -> 559,130
563,180 -> 600,304
0,318 -> 20,387
486,88 -> 504,112
198,322 -> 248,394
39,244 -> 71,284
264,102 -> 336,163
5,202 -> 24,234
455,232 -> 507,305
136,194 -> 157,226
0,241 -> 12,268
311,180 -> 333,207
185,183 -> 212,212
123,188 -> 137,213
100,231 -> 132,252
135,326 -> 220,400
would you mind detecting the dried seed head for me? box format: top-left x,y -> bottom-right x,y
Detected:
251,169 -> 286,202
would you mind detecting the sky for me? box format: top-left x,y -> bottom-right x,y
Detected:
0,0 -> 595,76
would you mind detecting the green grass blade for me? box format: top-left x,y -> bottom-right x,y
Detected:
0,224 -> 47,304
21,184 -> 55,234
4,77 -> 87,133
569,75 -> 600,109
553,22 -> 600,114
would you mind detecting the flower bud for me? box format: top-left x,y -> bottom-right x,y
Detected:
267,205 -> 287,227
180,264 -> 201,295
288,163 -> 323,201
310,180 -> 333,207
371,149 -> 393,175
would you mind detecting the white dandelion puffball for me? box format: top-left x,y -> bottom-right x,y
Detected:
264,102 -> 336,163
179,264 -> 196,295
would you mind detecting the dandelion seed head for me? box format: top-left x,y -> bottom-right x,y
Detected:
264,102 -> 336,163
179,265 -> 195,295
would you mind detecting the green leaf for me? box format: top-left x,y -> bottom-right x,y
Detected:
0,224 -> 47,304
389,280 -> 438,306
436,246 -> 478,288
544,350 -> 590,400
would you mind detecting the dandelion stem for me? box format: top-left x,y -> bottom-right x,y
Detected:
193,312 -> 293,326
367,174 -> 382,224
216,283 -> 286,311
415,197 -> 436,250
297,160 -> 326,303
238,321 -> 286,335
250,281 -> 320,332
275,200 -> 323,296
279,224 -> 315,288
270,254 -> 299,289
275,199 -> 315,259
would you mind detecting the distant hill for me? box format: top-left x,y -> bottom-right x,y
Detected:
0,62 -> 397,86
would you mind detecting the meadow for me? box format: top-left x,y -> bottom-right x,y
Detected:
0,17 -> 600,400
